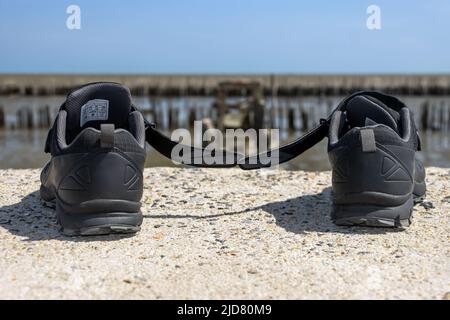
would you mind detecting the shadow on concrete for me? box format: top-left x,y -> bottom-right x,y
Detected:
145,186 -> 405,235
253,187 -> 405,235
143,211 -> 249,219
0,188 -> 405,241
0,191 -> 135,242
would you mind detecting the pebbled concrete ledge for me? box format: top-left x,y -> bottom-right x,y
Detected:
0,167 -> 448,299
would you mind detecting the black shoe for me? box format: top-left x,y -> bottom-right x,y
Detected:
328,92 -> 426,227
40,82 -> 146,235
238,91 -> 426,228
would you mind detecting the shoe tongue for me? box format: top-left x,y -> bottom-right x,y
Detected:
346,95 -> 400,132
65,82 -> 132,132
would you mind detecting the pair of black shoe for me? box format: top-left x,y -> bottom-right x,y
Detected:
41,82 -> 426,235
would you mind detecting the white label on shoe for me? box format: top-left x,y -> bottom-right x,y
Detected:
80,99 -> 109,127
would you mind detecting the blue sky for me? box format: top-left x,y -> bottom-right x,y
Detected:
0,0 -> 449,74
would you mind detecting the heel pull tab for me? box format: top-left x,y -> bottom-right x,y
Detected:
360,128 -> 376,152
100,124 -> 115,148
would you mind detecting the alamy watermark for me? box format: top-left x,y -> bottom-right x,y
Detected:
366,5 -> 381,30
170,121 -> 280,167
66,5 -> 81,30
64,5 -> 382,32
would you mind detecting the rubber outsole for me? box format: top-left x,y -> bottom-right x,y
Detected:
41,198 -> 142,236
333,215 -> 412,228
57,212 -> 143,236
56,203 -> 143,236
61,224 -> 141,236
332,196 -> 413,228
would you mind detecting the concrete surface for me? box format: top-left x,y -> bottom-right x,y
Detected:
0,167 -> 448,299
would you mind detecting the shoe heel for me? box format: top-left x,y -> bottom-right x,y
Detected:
332,196 -> 413,228
56,200 -> 142,236
54,151 -> 144,236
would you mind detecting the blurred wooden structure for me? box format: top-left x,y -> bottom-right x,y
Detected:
1,74 -> 450,97
215,81 -> 265,130
0,74 -> 449,131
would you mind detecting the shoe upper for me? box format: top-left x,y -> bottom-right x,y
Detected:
44,82 -> 146,156
41,82 -> 146,204
327,92 -> 426,205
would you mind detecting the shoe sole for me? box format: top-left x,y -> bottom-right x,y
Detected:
332,196 -> 414,228
42,197 -> 142,236
57,210 -> 142,236
332,173 -> 427,228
